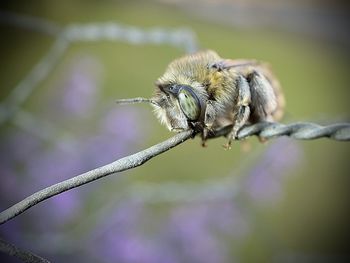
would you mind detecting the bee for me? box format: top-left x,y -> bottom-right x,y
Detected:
116,50 -> 285,148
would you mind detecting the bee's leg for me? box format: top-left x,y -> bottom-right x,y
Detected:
202,100 -> 216,147
201,131 -> 208,147
224,76 -> 251,149
224,106 -> 250,149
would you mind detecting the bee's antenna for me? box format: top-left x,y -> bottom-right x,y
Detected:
115,97 -> 159,107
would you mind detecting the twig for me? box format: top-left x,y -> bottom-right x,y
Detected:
0,10 -> 61,36
0,37 -> 68,126
0,122 -> 349,226
0,14 -> 198,128
211,122 -> 350,141
0,238 -> 50,263
0,130 -> 194,225
64,22 -> 198,53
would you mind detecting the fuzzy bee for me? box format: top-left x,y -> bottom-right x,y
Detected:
116,50 -> 284,148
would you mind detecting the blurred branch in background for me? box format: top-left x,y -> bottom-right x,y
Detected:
162,0 -> 350,48
11,110 -> 76,150
0,11 -> 198,135
0,238 -> 49,263
0,37 -> 68,126
0,10 -> 61,36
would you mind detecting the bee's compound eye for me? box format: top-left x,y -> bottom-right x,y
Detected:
178,88 -> 201,121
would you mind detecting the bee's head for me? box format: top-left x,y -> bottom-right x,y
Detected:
152,82 -> 207,131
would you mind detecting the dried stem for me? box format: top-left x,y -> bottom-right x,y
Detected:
1,122 -> 349,226
0,121 -> 349,263
0,238 -> 50,263
0,130 -> 194,225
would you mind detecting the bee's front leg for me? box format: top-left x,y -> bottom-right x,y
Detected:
201,100 -> 217,147
224,76 -> 251,149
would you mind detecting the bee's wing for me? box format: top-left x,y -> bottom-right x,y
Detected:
210,59 -> 260,71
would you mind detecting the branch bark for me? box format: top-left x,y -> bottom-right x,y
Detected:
0,238 -> 50,263
1,122 -> 350,225
1,121 -> 350,227
0,130 -> 194,225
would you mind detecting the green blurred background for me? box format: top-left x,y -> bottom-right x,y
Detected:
0,0 -> 349,262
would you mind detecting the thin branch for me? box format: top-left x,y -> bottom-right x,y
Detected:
0,37 -> 68,126
0,130 -> 194,225
0,10 -> 61,36
0,238 -> 50,263
210,122 -> 350,141
0,16 -> 198,128
0,122 -> 349,225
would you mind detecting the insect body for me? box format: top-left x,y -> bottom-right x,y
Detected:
117,50 -> 284,148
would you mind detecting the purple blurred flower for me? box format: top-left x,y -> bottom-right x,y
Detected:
0,130 -> 43,203
247,169 -> 282,203
31,190 -> 82,231
80,106 -> 148,167
166,204 -> 229,263
0,168 -> 17,196
87,200 -> 183,263
60,56 -> 102,118
103,203 -> 144,233
101,106 -> 148,143
88,198 -> 247,263
21,146 -> 85,227
90,201 -> 154,263
2,130 -> 42,163
0,218 -> 23,247
82,134 -> 128,168
101,232 -> 158,263
25,147 -> 83,188
207,201 -> 250,238
245,138 -> 303,204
